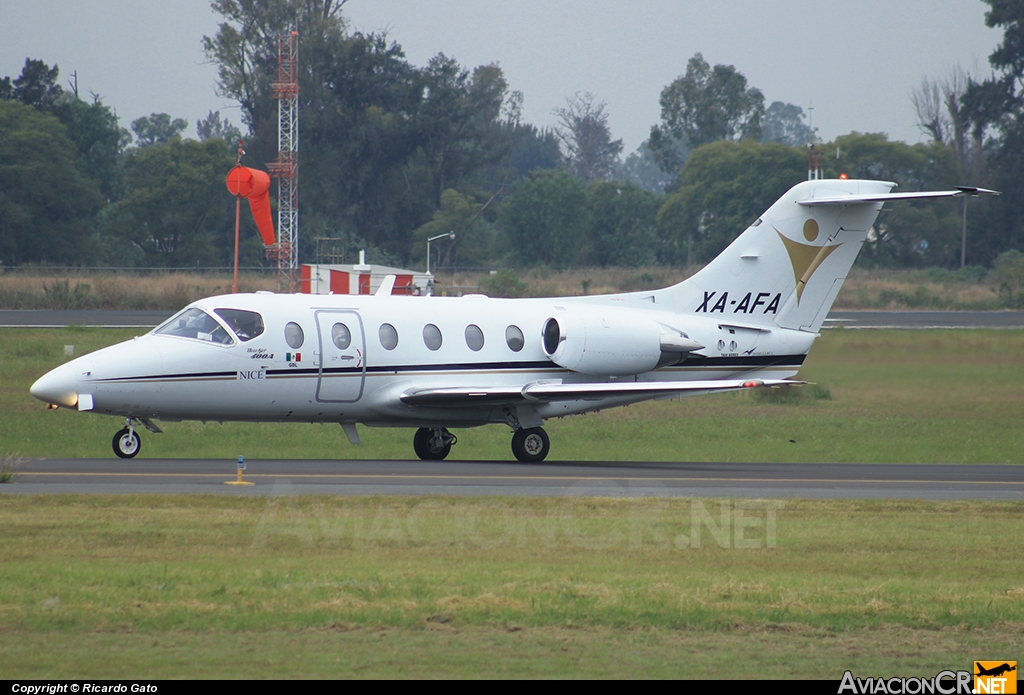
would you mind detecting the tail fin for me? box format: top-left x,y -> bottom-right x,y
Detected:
666,179 -> 993,333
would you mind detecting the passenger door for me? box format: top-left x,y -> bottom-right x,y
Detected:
314,310 -> 365,402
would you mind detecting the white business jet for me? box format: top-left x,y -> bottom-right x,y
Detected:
30,178 -> 996,462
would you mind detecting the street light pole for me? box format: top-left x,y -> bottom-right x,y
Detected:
961,196 -> 968,269
427,231 -> 455,275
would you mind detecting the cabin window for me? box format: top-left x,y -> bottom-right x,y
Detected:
465,324 -> 484,351
285,322 -> 304,349
331,323 -> 351,350
379,323 -> 399,350
214,308 -> 264,342
422,324 -> 442,351
155,308 -> 233,345
505,325 -> 525,352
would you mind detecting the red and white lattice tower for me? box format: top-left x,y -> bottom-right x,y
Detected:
267,31 -> 299,292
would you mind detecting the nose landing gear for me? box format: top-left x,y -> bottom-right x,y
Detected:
113,421 -> 140,459
111,417 -> 162,458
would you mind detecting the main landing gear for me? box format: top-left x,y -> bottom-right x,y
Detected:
413,427 -> 457,460
511,427 -> 549,463
411,426 -> 551,463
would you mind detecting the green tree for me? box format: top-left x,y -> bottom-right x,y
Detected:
761,101 -> 814,147
55,97 -> 129,202
0,100 -> 103,265
958,1 -> 1024,265
830,133 -> 963,267
131,113 -> 189,147
412,188 -> 497,268
618,141 -> 677,193
498,170 -> 591,268
911,68 -> 976,178
649,53 -> 764,174
553,92 -> 623,182
1,59 -> 128,202
197,110 -> 243,147
205,1 -> 523,262
588,181 -> 661,266
657,140 -> 804,264
103,139 -> 239,267
0,58 -> 63,109
504,123 -> 562,179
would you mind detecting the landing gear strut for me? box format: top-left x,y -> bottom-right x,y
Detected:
511,427 -> 549,463
413,427 -> 457,460
113,419 -> 141,458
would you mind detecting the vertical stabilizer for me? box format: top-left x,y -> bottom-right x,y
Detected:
665,179 -> 894,332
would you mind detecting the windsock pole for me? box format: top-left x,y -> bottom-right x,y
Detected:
226,150 -> 275,290
232,141 -> 244,294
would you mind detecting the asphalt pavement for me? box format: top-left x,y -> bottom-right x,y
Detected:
4,458 -> 1022,500
3,309 -> 1024,329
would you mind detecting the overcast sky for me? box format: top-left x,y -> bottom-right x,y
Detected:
2,0 -> 1003,154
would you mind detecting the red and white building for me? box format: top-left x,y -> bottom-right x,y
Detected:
300,251 -> 434,296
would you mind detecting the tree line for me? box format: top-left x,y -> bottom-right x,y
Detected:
2,0 -> 1022,274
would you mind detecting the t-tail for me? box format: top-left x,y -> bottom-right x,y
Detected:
668,178 -> 998,333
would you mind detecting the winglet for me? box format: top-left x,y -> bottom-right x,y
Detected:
954,186 -> 1001,197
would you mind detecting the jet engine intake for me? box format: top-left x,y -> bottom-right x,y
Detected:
542,314 -> 699,376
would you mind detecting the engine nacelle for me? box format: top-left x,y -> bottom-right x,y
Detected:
542,313 -> 668,376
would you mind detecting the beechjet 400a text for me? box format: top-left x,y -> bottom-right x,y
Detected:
31,179 -> 997,462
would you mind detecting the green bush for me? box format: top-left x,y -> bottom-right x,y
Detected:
481,268 -> 528,298
42,278 -> 92,309
751,383 -> 831,405
955,265 -> 988,283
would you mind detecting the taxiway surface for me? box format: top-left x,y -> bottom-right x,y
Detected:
4,459 -> 1021,500
3,310 -> 1024,329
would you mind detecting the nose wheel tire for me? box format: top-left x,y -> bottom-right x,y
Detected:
113,427 -> 141,459
512,427 -> 549,463
413,427 -> 455,460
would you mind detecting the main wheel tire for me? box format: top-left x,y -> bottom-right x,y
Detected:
511,427 -> 549,463
113,427 -> 141,459
413,427 -> 452,460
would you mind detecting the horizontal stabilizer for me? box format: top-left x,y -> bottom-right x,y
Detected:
797,187 -> 1000,207
400,378 -> 803,407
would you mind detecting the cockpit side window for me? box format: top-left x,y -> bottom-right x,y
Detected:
154,308 -> 234,345
214,308 -> 264,342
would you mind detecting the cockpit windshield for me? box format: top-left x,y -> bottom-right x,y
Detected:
214,308 -> 264,342
154,308 -> 234,344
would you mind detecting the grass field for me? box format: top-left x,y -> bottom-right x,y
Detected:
1,328 -> 1022,678
2,327 -> 1023,462
0,495 -> 1021,678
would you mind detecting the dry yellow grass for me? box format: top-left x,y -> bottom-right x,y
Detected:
0,265 -> 1009,309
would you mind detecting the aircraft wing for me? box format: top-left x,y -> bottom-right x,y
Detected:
796,186 -> 1000,207
400,378 -> 801,406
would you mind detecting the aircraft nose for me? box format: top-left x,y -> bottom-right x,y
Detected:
30,360 -> 87,408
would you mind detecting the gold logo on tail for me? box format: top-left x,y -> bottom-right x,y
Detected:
776,228 -> 841,304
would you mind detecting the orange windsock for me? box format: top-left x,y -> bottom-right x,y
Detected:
226,166 -> 275,246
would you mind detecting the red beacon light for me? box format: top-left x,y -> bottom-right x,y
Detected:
839,173 -> 848,179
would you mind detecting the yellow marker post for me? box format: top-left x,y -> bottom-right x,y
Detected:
224,455 -> 254,486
